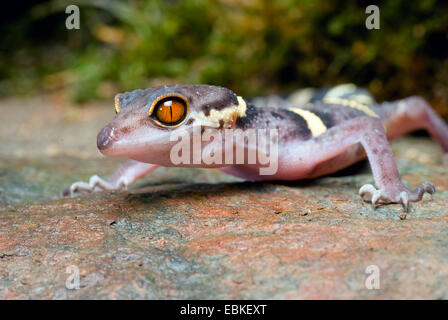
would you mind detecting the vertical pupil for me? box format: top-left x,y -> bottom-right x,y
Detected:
164,101 -> 173,122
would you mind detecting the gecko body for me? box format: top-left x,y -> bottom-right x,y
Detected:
64,84 -> 448,212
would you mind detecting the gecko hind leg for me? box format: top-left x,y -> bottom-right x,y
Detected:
381,96 -> 448,154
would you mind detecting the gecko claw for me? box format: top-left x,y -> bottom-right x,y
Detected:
371,190 -> 382,209
359,184 -> 381,209
117,176 -> 129,191
358,181 -> 435,212
62,174 -> 115,197
400,191 -> 409,212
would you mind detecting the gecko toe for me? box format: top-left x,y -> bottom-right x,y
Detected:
117,176 -> 129,190
400,191 -> 409,212
410,181 -> 436,201
359,184 -> 376,201
62,174 -> 115,197
62,187 -> 71,197
359,180 -> 435,213
371,190 -> 382,209
359,184 -> 383,210
423,181 -> 435,194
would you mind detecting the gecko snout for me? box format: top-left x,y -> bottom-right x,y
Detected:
97,125 -> 119,151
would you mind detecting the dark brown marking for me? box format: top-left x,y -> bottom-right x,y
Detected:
200,88 -> 239,116
271,111 -> 285,120
235,104 -> 258,129
282,110 -> 312,140
120,126 -> 132,135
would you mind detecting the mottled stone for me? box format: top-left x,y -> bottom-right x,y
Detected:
0,97 -> 447,299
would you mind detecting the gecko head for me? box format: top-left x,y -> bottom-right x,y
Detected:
97,84 -> 247,164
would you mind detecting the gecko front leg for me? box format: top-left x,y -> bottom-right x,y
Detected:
63,160 -> 159,196
300,116 -> 435,212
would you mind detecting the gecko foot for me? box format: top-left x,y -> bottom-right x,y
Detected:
62,175 -> 128,197
359,181 -> 435,212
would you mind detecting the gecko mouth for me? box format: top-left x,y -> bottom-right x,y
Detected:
96,124 -> 164,159
97,123 -> 188,161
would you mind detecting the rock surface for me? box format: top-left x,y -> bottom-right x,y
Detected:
0,96 -> 447,299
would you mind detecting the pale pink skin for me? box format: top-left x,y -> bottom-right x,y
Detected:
65,90 -> 448,212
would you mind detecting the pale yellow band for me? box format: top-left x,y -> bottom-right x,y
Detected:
289,108 -> 327,137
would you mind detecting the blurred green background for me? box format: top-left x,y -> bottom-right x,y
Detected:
1,0 -> 447,118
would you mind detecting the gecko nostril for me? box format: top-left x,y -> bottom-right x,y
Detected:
110,127 -> 120,139
97,126 -> 117,150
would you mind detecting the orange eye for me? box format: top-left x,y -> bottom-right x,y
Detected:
152,96 -> 188,126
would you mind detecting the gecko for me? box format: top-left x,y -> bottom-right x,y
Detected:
63,83 -> 448,212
